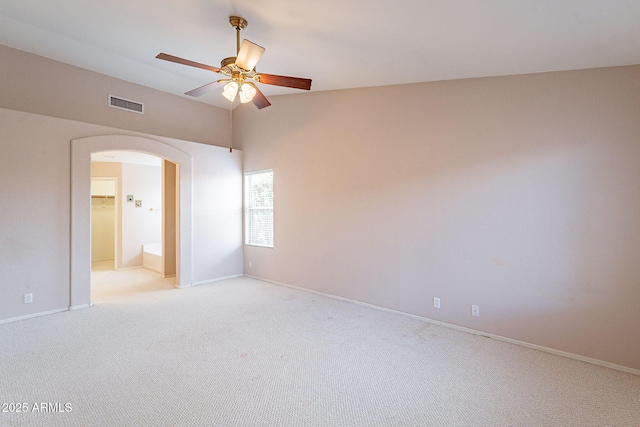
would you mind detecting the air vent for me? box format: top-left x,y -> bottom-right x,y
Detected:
108,94 -> 144,114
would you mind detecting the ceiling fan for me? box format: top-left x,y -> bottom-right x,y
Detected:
156,16 -> 312,109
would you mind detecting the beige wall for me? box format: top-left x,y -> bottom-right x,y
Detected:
236,65 -> 640,371
121,163 -> 162,268
0,44 -> 242,322
0,44 -> 236,150
0,107 -> 243,322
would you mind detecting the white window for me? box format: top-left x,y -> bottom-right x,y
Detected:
245,169 -> 274,247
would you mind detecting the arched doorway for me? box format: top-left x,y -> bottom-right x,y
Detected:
70,135 -> 193,309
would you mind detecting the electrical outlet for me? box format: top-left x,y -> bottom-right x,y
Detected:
24,293 -> 33,304
249,261 -> 252,269
433,297 -> 441,309
471,305 -> 480,317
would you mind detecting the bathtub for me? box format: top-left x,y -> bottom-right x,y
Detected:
143,243 -> 162,273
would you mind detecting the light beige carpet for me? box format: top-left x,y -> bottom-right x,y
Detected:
1,264 -> 639,426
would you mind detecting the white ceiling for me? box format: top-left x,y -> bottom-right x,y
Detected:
1,0 -> 639,109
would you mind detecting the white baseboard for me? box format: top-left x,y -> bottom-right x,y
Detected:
180,274 -> 243,289
69,303 -> 92,310
0,308 -> 68,325
244,274 -> 640,377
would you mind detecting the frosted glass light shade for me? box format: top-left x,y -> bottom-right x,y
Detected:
236,40 -> 265,71
222,81 -> 238,102
239,83 -> 257,103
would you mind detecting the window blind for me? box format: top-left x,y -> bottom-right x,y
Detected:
245,170 -> 274,247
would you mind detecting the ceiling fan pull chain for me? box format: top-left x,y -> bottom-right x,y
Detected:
229,99 -> 233,153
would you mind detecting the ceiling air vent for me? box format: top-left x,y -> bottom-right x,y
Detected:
108,94 -> 144,114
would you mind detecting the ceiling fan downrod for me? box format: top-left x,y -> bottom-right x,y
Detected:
229,16 -> 247,55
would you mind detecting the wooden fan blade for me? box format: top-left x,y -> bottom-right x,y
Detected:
235,40 -> 265,71
156,53 -> 220,73
256,73 -> 312,90
185,80 -> 227,97
249,83 -> 271,109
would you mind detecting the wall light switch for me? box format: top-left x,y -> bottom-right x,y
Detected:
127,195 -> 134,202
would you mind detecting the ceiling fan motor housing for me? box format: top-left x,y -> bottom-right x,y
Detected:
228,16 -> 247,30
220,56 -> 237,71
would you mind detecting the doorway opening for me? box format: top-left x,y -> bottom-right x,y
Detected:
90,151 -> 179,302
71,135 -> 193,310
90,177 -> 117,271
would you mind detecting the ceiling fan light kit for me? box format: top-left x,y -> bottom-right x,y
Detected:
156,15 -> 312,109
